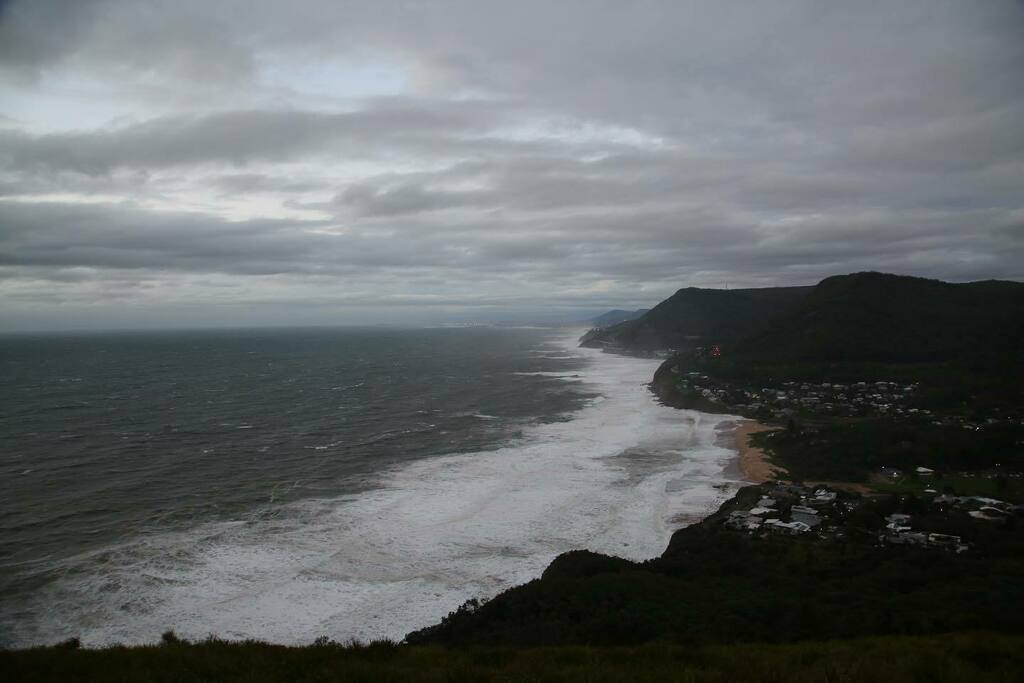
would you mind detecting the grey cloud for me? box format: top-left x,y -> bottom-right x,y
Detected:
1,1 -> 1023,328
213,174 -> 327,195
5,196 -> 1019,288
0,0 -> 254,84
336,182 -> 495,217
0,0 -> 107,78
997,221 -> 1024,242
0,103 -> 503,174
0,201 -> 326,274
332,153 -> 716,217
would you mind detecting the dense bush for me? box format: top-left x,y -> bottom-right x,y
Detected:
5,633 -> 1024,682
408,504 -> 1024,647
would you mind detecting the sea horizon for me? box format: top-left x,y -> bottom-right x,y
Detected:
0,326 -> 744,647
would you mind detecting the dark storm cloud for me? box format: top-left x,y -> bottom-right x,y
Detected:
0,0 -> 254,83
1,0 -> 1023,328
0,201 -> 325,274
0,0 -> 106,77
5,196 -> 1019,291
0,201 -> 515,276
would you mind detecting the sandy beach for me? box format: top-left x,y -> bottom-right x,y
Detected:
734,420 -> 782,483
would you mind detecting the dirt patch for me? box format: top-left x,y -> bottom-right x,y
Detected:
735,421 -> 786,483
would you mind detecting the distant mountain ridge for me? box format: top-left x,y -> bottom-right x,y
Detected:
736,272 -> 1024,365
582,272 -> 1024,368
581,285 -> 811,352
589,309 -> 649,328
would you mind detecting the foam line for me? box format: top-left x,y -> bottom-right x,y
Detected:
9,329 -> 743,647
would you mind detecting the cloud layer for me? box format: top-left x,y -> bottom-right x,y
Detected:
1,0 -> 1022,329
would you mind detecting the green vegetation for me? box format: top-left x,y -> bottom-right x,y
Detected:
10,272 -> 1022,679
873,475 -> 1024,502
600,272 -> 1024,409
8,486 -> 1024,679
408,488 -> 1024,647
642,273 -> 1024,500
590,308 -> 649,328
5,633 -> 1024,682
586,273 -> 1024,364
582,284 -> 809,351
734,274 -> 1024,367
751,419 -> 1024,489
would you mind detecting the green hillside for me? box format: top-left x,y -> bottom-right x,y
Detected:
5,633 -> 1023,682
581,285 -> 809,351
735,273 -> 1024,365
590,308 -> 649,328
592,273 -> 1024,408
408,485 -> 1024,648
9,485 -> 1023,680
583,272 -> 1024,366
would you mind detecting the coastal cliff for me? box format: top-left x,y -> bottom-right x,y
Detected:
407,271 -> 1024,648
580,284 -> 810,352
585,272 -> 1024,374
407,479 -> 1024,647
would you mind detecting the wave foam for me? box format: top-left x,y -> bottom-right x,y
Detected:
8,330 -> 743,648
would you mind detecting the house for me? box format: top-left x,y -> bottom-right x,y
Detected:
728,510 -> 764,529
808,490 -> 837,508
790,505 -> 822,528
969,507 -> 1009,521
969,497 -> 1009,509
771,483 -> 806,497
927,533 -> 961,548
885,513 -> 912,533
916,466 -> 935,477
812,489 -> 836,502
725,511 -> 763,531
764,519 -> 811,535
885,531 -> 928,546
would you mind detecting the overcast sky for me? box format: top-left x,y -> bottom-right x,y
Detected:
2,1 -> 1023,330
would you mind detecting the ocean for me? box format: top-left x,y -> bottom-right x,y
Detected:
0,326 -> 742,647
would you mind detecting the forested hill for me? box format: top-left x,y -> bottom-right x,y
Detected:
582,272 -> 1024,367
734,272 -> 1024,364
590,308 -> 649,328
580,285 -> 810,351
406,483 -> 1024,647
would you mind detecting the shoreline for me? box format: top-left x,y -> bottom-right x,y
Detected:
7,328 -> 716,649
733,420 -> 780,483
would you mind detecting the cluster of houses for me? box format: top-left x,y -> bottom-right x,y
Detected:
933,494 -> 1024,521
672,368 -> 921,419
769,380 -> 920,417
878,465 -> 1024,492
881,512 -> 968,552
671,362 -> 1024,429
723,481 -> 1024,553
724,482 -> 846,536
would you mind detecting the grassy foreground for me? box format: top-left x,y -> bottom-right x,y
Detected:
3,632 -> 1022,682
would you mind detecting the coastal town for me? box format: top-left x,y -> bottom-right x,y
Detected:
672,367 -> 922,419
718,480 -> 1023,553
671,365 -> 1024,428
